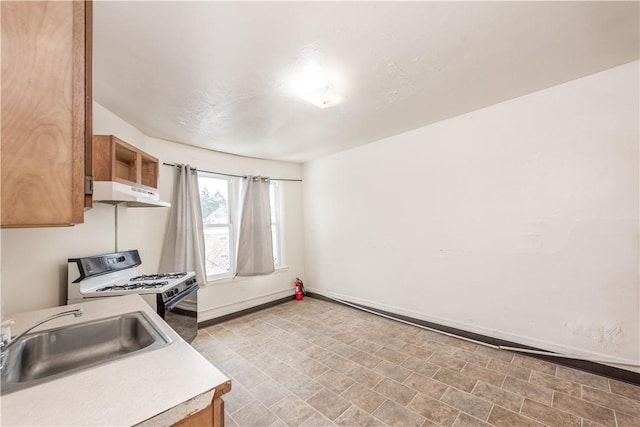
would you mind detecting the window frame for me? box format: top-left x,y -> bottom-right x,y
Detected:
270,180 -> 282,268
198,173 -> 285,284
198,171 -> 236,282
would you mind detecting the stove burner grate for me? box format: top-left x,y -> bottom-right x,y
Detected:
96,281 -> 169,292
130,272 -> 187,281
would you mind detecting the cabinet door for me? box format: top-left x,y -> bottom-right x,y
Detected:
84,0 -> 94,210
1,1 -> 91,227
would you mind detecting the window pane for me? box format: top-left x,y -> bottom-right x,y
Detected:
270,183 -> 277,223
271,224 -> 279,266
199,176 -> 229,225
270,182 -> 280,266
203,225 -> 231,276
199,173 -> 234,280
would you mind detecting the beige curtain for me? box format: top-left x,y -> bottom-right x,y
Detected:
236,176 -> 274,276
159,164 -> 207,285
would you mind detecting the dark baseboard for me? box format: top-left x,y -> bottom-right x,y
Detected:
307,292 -> 640,386
198,294 -> 295,329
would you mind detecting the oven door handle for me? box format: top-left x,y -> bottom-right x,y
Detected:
165,284 -> 199,311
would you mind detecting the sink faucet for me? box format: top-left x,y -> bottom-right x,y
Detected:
0,309 -> 83,370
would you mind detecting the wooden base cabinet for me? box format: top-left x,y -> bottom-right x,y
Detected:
172,381 -> 232,427
1,0 -> 92,227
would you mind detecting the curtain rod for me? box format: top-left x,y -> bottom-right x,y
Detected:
162,162 -> 303,182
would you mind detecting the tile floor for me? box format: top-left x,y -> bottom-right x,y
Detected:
191,298 -> 640,427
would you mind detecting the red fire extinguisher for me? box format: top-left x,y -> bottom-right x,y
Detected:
295,277 -> 306,301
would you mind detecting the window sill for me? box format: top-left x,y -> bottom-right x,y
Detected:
202,266 -> 289,287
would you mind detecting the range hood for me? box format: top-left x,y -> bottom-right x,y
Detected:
93,181 -> 170,208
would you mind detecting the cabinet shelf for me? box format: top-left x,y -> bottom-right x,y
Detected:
94,135 -> 159,190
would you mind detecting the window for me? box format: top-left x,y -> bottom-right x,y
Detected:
270,181 -> 282,267
198,174 -> 283,282
198,173 -> 235,279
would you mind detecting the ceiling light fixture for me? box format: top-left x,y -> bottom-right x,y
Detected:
299,84 -> 346,109
284,56 -> 347,109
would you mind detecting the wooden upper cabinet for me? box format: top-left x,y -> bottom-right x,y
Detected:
1,0 -> 93,227
93,135 -> 159,191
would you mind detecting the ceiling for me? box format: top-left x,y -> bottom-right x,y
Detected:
93,1 -> 639,163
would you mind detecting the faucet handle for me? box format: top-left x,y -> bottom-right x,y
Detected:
1,320 -> 16,346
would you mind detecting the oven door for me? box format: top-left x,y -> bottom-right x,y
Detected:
160,285 -> 199,343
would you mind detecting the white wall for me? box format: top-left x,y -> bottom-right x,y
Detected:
1,103 -> 305,320
303,61 -> 639,370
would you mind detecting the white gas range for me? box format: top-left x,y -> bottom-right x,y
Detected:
67,250 -> 199,342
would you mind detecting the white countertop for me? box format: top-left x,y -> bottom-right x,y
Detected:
1,295 -> 230,426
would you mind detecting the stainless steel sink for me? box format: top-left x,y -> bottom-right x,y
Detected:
1,311 -> 171,394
